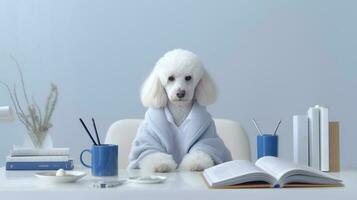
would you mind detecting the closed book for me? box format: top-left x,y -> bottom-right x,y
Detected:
6,155 -> 70,162
308,107 -> 320,169
11,147 -> 69,156
293,115 -> 309,166
6,160 -> 74,170
317,105 -> 329,171
329,122 -> 340,172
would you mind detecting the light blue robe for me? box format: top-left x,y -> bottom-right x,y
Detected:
128,102 -> 232,169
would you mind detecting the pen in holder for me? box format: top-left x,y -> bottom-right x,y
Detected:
79,117 -> 118,177
252,119 -> 281,159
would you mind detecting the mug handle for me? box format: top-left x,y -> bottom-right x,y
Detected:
80,149 -> 92,168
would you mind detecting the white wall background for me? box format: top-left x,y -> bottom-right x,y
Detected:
0,0 -> 356,167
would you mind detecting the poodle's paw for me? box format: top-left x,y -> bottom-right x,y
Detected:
139,152 -> 177,173
179,151 -> 214,171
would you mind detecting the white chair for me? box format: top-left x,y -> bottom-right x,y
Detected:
105,119 -> 251,169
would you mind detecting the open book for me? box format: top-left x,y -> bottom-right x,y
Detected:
203,156 -> 342,188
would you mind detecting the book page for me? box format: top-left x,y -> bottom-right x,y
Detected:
203,160 -> 275,187
255,157 -> 297,180
255,156 -> 341,186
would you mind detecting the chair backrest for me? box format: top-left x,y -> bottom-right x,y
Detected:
105,118 -> 251,168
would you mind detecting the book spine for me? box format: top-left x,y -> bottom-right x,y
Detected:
329,122 -> 340,172
319,106 -> 329,171
293,115 -> 309,166
11,148 -> 69,156
5,160 -> 74,170
308,107 -> 320,169
6,155 -> 69,162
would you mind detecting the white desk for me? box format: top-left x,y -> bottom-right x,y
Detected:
0,167 -> 356,200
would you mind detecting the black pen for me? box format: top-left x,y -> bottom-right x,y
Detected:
92,118 -> 101,145
79,118 -> 97,145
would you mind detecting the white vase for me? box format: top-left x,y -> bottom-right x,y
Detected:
23,131 -> 54,149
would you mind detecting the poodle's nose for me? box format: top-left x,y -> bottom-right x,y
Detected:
176,90 -> 186,98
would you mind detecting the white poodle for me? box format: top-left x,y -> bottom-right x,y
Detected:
128,49 -> 232,172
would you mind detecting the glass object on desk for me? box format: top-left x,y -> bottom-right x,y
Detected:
23,130 -> 54,149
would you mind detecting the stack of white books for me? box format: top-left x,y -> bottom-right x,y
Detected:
293,105 -> 331,171
5,147 -> 73,170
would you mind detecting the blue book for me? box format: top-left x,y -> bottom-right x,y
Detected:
6,160 -> 74,170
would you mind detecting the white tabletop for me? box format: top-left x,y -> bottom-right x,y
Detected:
0,167 -> 356,200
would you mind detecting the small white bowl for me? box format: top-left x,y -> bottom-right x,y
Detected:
35,171 -> 87,183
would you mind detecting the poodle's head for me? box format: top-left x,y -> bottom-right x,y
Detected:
141,49 -> 217,108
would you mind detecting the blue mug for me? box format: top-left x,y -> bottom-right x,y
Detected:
257,134 -> 278,159
80,144 -> 118,176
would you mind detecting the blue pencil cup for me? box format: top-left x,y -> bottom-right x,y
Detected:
80,144 -> 118,177
257,134 -> 278,159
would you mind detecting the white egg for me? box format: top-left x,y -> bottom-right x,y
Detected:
56,168 -> 66,176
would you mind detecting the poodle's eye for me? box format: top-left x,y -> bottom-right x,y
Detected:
168,76 -> 175,82
185,76 -> 192,81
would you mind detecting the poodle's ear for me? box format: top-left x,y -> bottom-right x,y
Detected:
195,70 -> 217,106
140,71 -> 168,108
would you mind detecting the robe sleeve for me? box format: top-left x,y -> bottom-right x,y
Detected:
128,121 -> 166,169
189,121 -> 232,164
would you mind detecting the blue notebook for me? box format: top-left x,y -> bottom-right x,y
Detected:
6,160 -> 74,170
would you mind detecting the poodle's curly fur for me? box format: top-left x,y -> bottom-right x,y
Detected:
141,49 -> 217,109
139,49 -> 217,172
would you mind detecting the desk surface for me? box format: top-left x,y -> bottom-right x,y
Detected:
0,167 -> 356,200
